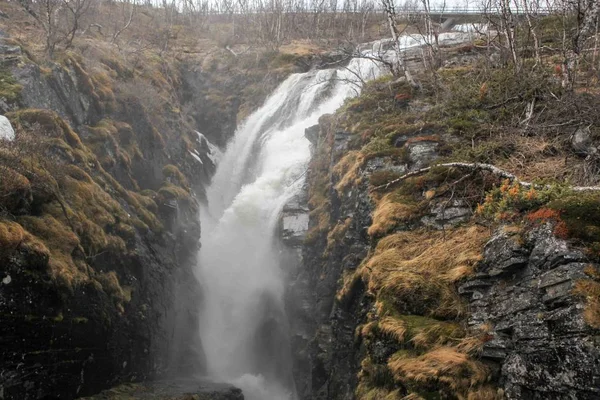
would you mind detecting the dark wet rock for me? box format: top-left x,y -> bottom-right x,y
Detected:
13,62 -> 101,126
332,131 -> 352,158
460,225 -> 600,399
478,229 -> 529,277
283,118 -> 374,400
280,185 -> 310,246
81,378 -> 244,400
0,42 -> 234,400
407,139 -> 439,169
421,199 -> 471,229
0,43 -> 21,55
364,156 -> 407,175
305,124 -> 319,146
289,98 -> 600,400
295,52 -> 351,71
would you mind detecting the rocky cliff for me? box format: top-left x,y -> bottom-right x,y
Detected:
285,61 -> 600,399
0,10 -> 308,395
0,36 -> 212,399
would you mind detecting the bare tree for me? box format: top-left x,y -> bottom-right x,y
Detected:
18,0 -> 92,58
381,0 -> 420,88
111,0 -> 138,45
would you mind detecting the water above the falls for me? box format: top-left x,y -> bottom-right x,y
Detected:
196,57 -> 385,399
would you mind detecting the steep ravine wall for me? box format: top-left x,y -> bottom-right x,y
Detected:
0,38 -> 248,399
283,84 -> 600,399
0,21 -> 339,396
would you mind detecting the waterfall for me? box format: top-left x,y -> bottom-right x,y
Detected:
195,56 -> 385,400
195,30 -> 474,399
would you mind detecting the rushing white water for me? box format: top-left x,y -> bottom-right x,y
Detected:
196,56 -> 385,400
196,32 -> 472,399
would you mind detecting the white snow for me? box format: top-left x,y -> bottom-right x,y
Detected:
0,115 -> 15,141
189,150 -> 203,164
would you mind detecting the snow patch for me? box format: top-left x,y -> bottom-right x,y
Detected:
0,116 -> 15,141
189,150 -> 203,164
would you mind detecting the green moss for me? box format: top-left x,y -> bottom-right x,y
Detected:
548,192 -> 600,249
162,164 -> 189,187
0,68 -> 22,103
369,170 -> 403,188
158,184 -> 189,200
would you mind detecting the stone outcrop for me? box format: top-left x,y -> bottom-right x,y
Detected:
280,186 -> 310,247
289,100 -> 600,399
460,225 -> 600,399
0,36 -> 233,399
285,125 -> 374,400
81,378 -> 244,400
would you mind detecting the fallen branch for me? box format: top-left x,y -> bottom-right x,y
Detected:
484,95 -> 522,110
370,162 -> 600,192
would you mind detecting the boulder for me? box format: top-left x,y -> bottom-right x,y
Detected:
571,126 -> 598,157
0,114 -> 14,141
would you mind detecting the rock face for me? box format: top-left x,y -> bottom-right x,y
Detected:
289,111 -> 600,399
280,186 -> 310,246
460,225 -> 600,399
571,126 -> 598,157
0,40 -> 238,399
81,378 -> 244,400
285,124 -> 374,400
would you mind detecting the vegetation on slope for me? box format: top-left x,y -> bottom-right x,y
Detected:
0,0 -> 325,312
304,16 -> 600,396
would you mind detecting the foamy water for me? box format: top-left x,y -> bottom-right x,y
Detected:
195,32 -> 472,399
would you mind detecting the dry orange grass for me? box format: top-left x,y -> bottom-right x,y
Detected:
467,386 -> 504,400
334,150 -> 365,192
368,193 -> 417,237
401,394 -> 425,400
388,347 -> 489,394
18,215 -> 86,288
326,217 -> 352,252
359,226 -> 489,318
493,135 -> 594,185
279,40 -> 326,55
410,321 -> 465,349
356,383 -> 404,400
378,316 -> 408,342
0,220 -> 26,249
573,266 -> 600,329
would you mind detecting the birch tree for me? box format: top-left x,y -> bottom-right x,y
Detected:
381,0 -> 420,88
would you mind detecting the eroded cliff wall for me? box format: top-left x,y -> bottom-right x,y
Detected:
287,67 -> 600,399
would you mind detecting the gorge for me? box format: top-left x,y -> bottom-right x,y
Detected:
1,1 -> 600,399
197,53 -> 384,400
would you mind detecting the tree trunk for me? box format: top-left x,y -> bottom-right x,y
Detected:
381,0 -> 420,88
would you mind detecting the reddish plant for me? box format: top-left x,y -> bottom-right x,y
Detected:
526,208 -> 571,239
526,207 -> 561,224
553,221 -> 570,239
394,93 -> 411,102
